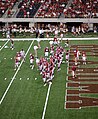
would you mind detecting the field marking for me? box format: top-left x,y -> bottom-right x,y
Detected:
42,83 -> 52,119
94,69 -> 98,71
77,73 -> 98,75
0,37 -> 98,41
0,40 -> 34,105
78,77 -> 98,80
78,46 -> 93,47
64,49 -> 70,109
66,44 -> 98,109
0,40 -> 9,51
77,69 -> 83,71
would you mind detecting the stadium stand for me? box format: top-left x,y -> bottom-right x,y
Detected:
0,0 -> 18,17
16,0 -> 42,18
0,0 -> 98,18
63,0 -> 98,18
35,0 -> 68,18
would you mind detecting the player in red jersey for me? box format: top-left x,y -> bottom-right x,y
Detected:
53,36 -> 58,45
14,53 -> 20,70
16,52 -> 21,63
72,64 -> 77,78
42,71 -> 46,83
30,53 -> 34,69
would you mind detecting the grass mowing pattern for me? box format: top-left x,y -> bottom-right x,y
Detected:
0,39 -> 98,119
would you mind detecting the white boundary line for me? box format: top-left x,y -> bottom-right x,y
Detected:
0,40 -> 34,105
64,49 -> 70,109
0,40 -> 9,51
42,83 -> 52,119
0,37 -> 98,41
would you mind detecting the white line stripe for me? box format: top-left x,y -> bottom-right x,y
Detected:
42,83 -> 52,119
64,49 -> 70,109
78,77 -> 98,80
0,37 -> 98,41
77,69 -> 83,71
77,73 -> 98,75
0,40 -> 9,51
78,46 -> 93,47
94,69 -> 98,71
0,40 -> 34,105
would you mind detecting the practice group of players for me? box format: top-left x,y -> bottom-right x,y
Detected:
37,45 -> 65,86
13,36 -> 69,85
9,35 -> 87,85
71,47 -> 87,78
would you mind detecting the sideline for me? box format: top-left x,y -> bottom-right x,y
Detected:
0,40 -> 34,105
0,37 -> 98,41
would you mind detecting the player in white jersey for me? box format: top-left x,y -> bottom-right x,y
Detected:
30,53 -> 34,69
34,45 -> 38,58
44,47 -> 49,57
49,40 -> 53,47
6,30 -> 10,39
37,38 -> 41,49
36,57 -> 40,66
82,51 -> 87,65
66,50 -> 69,63
20,49 -> 25,61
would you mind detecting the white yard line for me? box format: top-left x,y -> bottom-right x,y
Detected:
42,83 -> 52,119
0,40 -> 34,105
0,40 -> 9,51
65,49 -> 70,109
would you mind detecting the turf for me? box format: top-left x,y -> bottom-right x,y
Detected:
0,39 -> 98,119
0,32 -> 98,38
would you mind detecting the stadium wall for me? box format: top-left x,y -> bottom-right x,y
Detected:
0,18 -> 98,23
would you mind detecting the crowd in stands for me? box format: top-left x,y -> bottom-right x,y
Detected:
17,0 -> 98,18
0,0 -> 18,17
16,0 -> 42,18
0,0 -> 98,18
63,0 -> 98,18
35,0 -> 68,18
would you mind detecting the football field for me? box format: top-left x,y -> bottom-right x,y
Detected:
0,38 -> 98,119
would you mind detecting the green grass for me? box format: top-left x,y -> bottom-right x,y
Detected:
0,32 -> 98,38
0,39 -> 98,119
